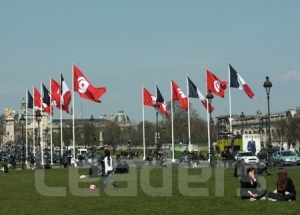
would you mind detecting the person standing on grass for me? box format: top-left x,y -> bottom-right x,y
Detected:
59,156 -> 64,168
221,149 -> 228,168
227,149 -> 234,168
63,156 -> 68,168
78,154 -> 84,167
240,166 -> 267,201
71,156 -> 76,168
268,168 -> 296,201
103,150 -> 118,190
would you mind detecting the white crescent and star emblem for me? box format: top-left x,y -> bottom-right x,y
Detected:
214,80 -> 220,92
77,77 -> 89,93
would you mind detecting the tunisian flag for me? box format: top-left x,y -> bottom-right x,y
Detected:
171,80 -> 188,110
73,65 -> 106,103
229,64 -> 254,98
206,70 -> 228,98
143,87 -> 156,107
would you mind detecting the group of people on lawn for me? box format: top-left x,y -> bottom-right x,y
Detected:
237,163 -> 296,201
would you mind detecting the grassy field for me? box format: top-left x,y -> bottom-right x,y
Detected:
0,166 -> 299,215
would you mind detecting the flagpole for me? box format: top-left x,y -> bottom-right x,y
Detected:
228,62 -> 232,132
72,64 -> 76,159
60,71 -> 63,158
25,88 -> 28,158
206,69 -> 210,161
186,75 -> 191,152
50,77 -> 53,165
171,79 -> 175,162
155,82 -> 157,155
33,86 -> 35,157
142,86 -> 146,160
40,81 -> 44,165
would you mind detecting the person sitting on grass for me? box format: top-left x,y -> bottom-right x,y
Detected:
240,166 -> 267,201
89,162 -> 102,177
268,168 -> 296,201
115,160 -> 129,173
1,164 -> 9,173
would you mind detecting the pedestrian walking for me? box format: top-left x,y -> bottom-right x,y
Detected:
103,150 -> 118,190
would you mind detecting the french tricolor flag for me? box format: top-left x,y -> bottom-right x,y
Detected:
229,64 -> 254,98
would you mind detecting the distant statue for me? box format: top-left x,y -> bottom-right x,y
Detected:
5,108 -> 15,118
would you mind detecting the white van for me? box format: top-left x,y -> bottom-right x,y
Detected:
78,148 -> 88,155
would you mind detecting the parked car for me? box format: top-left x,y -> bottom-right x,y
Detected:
0,153 -> 9,162
235,151 -> 259,164
85,154 -> 98,164
256,146 -> 283,160
43,153 -> 58,163
272,150 -> 300,166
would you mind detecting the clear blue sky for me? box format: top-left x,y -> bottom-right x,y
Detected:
1,0 -> 300,124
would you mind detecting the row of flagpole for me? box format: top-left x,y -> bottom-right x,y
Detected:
142,64 -> 254,162
22,63 -> 252,164
23,64 -> 106,164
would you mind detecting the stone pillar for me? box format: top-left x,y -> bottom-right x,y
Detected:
99,131 -> 103,147
5,117 -> 14,145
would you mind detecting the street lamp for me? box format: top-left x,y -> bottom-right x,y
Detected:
19,114 -> 26,156
19,114 -> 26,170
206,90 -> 215,167
154,101 -> 160,153
263,76 -> 272,166
35,110 -> 42,165
240,112 -> 245,135
128,125 -> 131,159
43,128 -> 48,164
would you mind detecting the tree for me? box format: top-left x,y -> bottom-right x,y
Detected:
274,116 -> 300,148
128,101 -> 209,148
102,121 -> 121,147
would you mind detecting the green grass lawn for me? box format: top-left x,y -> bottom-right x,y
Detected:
0,166 -> 299,215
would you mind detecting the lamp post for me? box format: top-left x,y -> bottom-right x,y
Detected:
19,114 -> 26,156
263,76 -> 272,166
35,110 -> 42,165
90,115 -> 95,157
240,112 -> 245,136
43,128 -> 50,164
154,102 -> 160,154
19,114 -> 26,169
128,126 -> 131,159
206,90 -> 215,167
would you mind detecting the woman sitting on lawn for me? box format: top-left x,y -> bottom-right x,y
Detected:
268,168 -> 296,201
240,166 -> 267,201
1,164 -> 9,173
